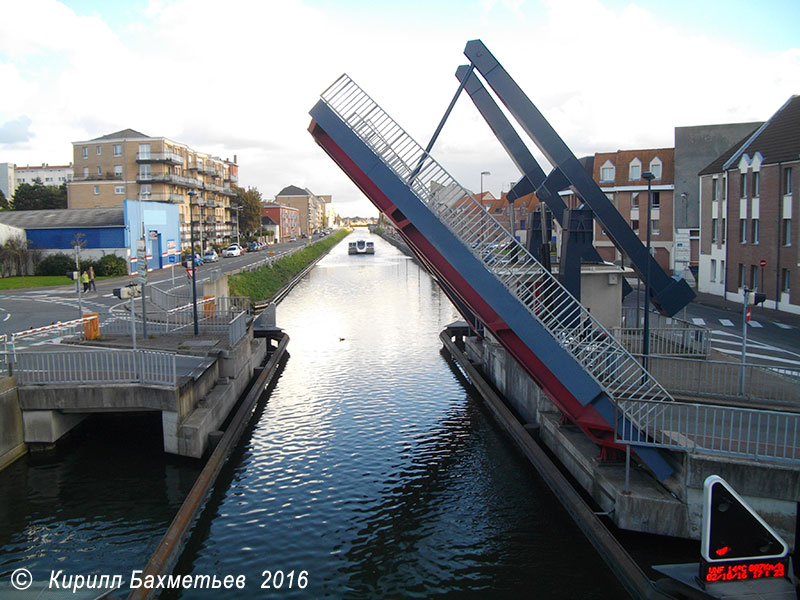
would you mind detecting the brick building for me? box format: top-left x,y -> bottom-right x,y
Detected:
262,202 -> 300,242
591,148 -> 675,273
698,96 -> 800,313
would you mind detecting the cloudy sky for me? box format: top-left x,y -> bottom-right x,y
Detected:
0,0 -> 798,216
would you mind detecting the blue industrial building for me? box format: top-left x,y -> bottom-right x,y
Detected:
0,201 -> 181,274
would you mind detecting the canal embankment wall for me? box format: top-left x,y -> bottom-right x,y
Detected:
0,376 -> 25,471
461,332 -> 800,548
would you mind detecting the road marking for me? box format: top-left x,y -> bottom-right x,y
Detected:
692,318 -> 706,326
713,347 -> 800,368
103,293 -> 113,297
776,323 -> 793,329
748,321 -> 763,328
719,319 -> 735,327
2,314 -> 9,322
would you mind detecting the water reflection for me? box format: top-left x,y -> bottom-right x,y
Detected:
175,232 -> 628,599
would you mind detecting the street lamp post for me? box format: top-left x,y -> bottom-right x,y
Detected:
642,171 -> 655,372
187,190 -> 199,336
480,170 -> 490,244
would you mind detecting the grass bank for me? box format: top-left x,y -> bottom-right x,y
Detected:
0,275 -> 113,290
229,229 -> 350,304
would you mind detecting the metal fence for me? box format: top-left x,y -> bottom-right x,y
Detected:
100,306 -> 245,338
615,398 -> 800,464
228,311 -> 247,346
637,354 -> 800,406
15,349 -> 177,386
613,326 -> 710,357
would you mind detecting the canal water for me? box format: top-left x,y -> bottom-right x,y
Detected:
0,231 -> 630,598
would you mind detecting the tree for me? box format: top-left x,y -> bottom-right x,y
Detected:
12,179 -> 68,210
232,185 -> 263,236
0,188 -> 8,210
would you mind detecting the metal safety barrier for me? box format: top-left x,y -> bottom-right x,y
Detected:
635,354 -> 800,406
15,349 -> 177,386
321,74 -> 674,412
613,326 -> 710,357
615,398 -> 800,464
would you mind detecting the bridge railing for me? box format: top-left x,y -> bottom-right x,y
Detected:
613,326 -> 710,357
15,349 -> 177,386
633,354 -> 800,406
615,398 -> 800,464
321,74 -> 674,413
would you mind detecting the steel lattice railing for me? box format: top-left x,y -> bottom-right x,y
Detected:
321,74 -> 675,412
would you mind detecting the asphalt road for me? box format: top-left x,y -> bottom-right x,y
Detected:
0,236 -> 324,339
624,287 -> 800,371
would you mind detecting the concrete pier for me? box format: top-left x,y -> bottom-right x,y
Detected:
15,328 -> 267,460
458,329 -> 800,548
0,376 -> 26,470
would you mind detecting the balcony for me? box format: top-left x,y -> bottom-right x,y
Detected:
136,172 -> 201,188
224,172 -> 238,183
219,186 -> 236,197
136,152 -> 184,165
198,163 -> 217,175
72,173 -> 122,181
138,193 -> 185,203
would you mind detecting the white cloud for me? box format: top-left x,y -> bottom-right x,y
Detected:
0,0 -> 797,214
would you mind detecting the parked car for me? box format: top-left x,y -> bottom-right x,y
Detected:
203,250 -> 219,263
222,244 -> 243,257
248,241 -> 261,252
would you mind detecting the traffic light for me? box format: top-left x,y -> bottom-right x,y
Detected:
113,284 -> 142,299
747,291 -> 767,305
66,271 -> 79,280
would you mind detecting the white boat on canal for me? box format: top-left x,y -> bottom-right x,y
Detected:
348,239 -> 375,255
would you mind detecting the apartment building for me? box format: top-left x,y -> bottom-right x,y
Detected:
698,96 -> 800,314
262,202 -> 300,242
274,185 -> 326,236
591,148 -> 675,274
67,129 -> 238,248
0,162 -> 74,198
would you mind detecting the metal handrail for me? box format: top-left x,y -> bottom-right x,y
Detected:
15,349 -> 176,386
320,74 -> 674,411
615,398 -> 800,464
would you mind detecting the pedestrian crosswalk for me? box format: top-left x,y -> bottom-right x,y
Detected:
690,317 -> 791,329
709,329 -> 800,372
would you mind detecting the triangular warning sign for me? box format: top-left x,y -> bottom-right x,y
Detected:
701,475 -> 788,562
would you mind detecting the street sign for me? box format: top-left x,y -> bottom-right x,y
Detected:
760,259 -> 767,268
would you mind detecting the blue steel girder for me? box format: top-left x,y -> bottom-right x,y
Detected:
454,65 -> 632,299
463,39 -> 695,317
309,98 -> 674,481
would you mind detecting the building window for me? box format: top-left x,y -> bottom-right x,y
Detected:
783,219 -> 792,246
739,219 -> 747,243
82,146 -> 88,159
114,185 -> 124,195
83,167 -> 89,178
96,166 -> 102,176
650,158 -> 662,180
740,173 -> 747,198
751,219 -> 759,244
629,158 -> 641,181
738,264 -> 745,288
114,165 -> 122,177
631,192 -> 639,209
140,184 -> 151,196
651,191 -> 660,209
712,178 -> 718,201
782,269 -> 791,293
45,177 -> 52,182
651,219 -> 660,235
600,161 -> 615,182
139,164 -> 151,179
631,219 -> 639,234
751,265 -> 759,289
711,218 -> 718,243
721,218 -> 726,243
710,259 -> 717,281
753,171 -> 760,197
96,145 -> 102,155
114,144 -> 122,157
93,185 -> 99,195
784,167 -> 793,195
